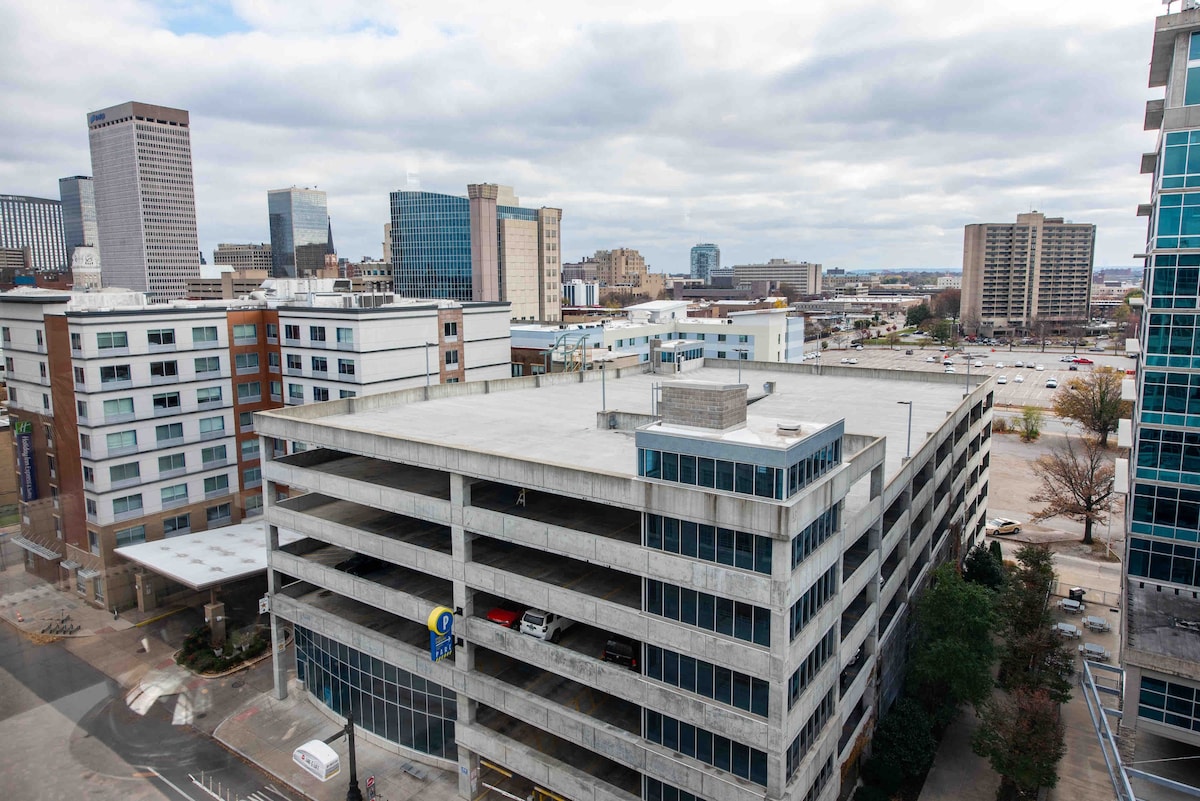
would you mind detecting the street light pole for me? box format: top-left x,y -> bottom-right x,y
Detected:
600,359 -> 607,411
897,401 -> 913,460
424,342 -> 435,388
322,704 -> 364,801
734,348 -> 748,383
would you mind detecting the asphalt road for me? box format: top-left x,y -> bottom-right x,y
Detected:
0,623 -> 299,801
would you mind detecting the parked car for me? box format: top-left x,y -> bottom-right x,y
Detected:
905,349 -> 914,355
1088,347 -> 1105,352
520,609 -> 575,642
995,362 -> 1005,369
486,606 -> 525,628
601,635 -> 640,671
944,366 -> 956,373
926,356 -> 936,363
1015,360 -> 1024,368
986,517 -> 1022,536
1060,356 -> 1075,362
1046,378 -> 1059,388
973,360 -> 983,368
997,375 -> 1008,384
1013,374 -> 1025,383
1035,364 -> 1045,371
1069,364 -> 1079,371
1073,357 -> 1094,365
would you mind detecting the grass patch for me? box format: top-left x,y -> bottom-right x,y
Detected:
0,504 -> 18,527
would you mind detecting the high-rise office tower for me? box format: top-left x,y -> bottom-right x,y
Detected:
1123,5 -> 1200,757
58,176 -> 98,264
390,183 -> 562,321
0,194 -> 66,270
690,243 -> 720,282
213,243 -> 273,271
87,102 -> 201,300
960,212 -> 1095,339
731,258 -> 823,296
267,187 -> 333,279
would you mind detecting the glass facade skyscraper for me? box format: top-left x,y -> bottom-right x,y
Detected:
268,188 -> 333,278
390,190 -> 472,300
0,194 -> 66,271
690,243 -> 720,282
58,176 -> 97,265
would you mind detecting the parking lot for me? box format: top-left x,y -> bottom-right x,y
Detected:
813,343 -> 1135,409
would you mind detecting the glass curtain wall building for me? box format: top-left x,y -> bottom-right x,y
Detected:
690,243 -> 720,283
390,190 -> 472,300
268,188 -> 333,279
58,176 -> 98,264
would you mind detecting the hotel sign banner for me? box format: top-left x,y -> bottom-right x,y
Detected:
15,421 -> 37,502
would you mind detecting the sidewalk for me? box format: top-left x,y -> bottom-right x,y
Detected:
0,553 -> 461,801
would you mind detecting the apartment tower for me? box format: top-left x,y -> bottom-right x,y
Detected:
0,194 -> 66,271
960,212 -> 1095,338
87,102 -> 201,300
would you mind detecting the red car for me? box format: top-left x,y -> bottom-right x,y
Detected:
486,607 -> 524,628
1072,357 -> 1093,365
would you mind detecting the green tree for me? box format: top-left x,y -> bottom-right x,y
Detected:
930,318 -> 954,344
963,544 -> 1006,589
1029,435 -> 1116,545
931,288 -> 961,319
906,304 -> 932,327
861,698 -> 937,797
907,565 -> 997,726
1051,366 -> 1131,447
885,331 -> 901,349
1019,406 -> 1042,442
972,688 -> 1066,800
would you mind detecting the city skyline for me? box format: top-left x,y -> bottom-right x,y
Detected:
0,1 -> 1157,275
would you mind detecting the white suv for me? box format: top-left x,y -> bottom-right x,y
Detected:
520,609 -> 575,643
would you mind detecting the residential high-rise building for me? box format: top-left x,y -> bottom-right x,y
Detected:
390,184 -> 562,321
595,247 -> 648,287
268,188 -> 333,279
87,102 -> 202,300
213,243 -> 273,271
58,176 -> 98,265
1122,5 -> 1200,759
690,243 -> 720,282
0,194 -> 66,271
731,259 -> 823,296
960,212 -> 1095,338
0,284 -> 511,611
256,362 -> 991,801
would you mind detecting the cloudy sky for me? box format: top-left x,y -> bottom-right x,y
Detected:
0,0 -> 1163,273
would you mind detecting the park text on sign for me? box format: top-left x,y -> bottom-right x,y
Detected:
427,606 -> 454,662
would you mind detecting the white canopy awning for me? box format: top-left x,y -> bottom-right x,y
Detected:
114,522 -> 302,591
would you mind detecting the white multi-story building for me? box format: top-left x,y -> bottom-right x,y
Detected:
88,101 -> 202,300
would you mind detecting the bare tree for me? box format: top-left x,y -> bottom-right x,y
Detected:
1051,367 -> 1131,447
1029,435 -> 1116,545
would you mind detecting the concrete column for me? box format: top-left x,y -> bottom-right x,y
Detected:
270,612 -> 290,700
456,747 -> 481,798
869,463 -> 884,500
134,571 -> 157,613
204,602 -> 226,648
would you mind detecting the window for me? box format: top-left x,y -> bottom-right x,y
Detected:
288,383 -> 303,400
4,356 -> 12,373
243,466 -> 262,485
195,356 -> 220,374
73,366 -> 86,386
39,362 -> 47,378
197,386 -> 223,405
340,390 -> 357,398
785,690 -> 837,779
100,365 -> 131,384
270,381 -> 282,398
161,484 -> 188,505
266,323 -> 278,339
109,462 -> 141,483
97,331 -> 128,349
1187,33 -> 1200,107
76,400 -> 88,418
199,416 -> 225,436
192,325 -> 218,343
235,353 -> 259,371
163,514 -> 190,536
267,351 -> 280,369
311,356 -> 328,373
645,579 -> 770,646
113,494 -> 143,516
201,444 -> 227,465
155,423 -> 183,443
115,525 -> 146,547
233,323 -> 257,341
336,327 -> 353,344
87,528 -> 99,554
205,475 -> 230,495
738,334 -> 749,343
150,360 -> 178,379
646,515 -> 773,574
42,393 -> 49,410
788,626 -> 838,709
789,566 -> 839,641
309,326 -> 326,342
206,503 -> 232,524
86,498 -> 97,518
237,381 -> 261,401
103,397 -> 134,418
338,359 -> 355,376
239,411 -> 254,429
147,329 -> 175,346
644,711 -> 767,787
313,387 -> 330,402
241,438 -> 261,459
444,321 -> 458,337
245,494 -> 264,514
445,350 -> 459,366
106,430 -> 137,451
286,354 -> 302,370
70,332 -> 81,350
284,324 -> 300,340
80,433 -> 91,452
152,392 -> 181,412
159,453 -> 186,473
82,466 -> 95,484
645,646 -> 769,717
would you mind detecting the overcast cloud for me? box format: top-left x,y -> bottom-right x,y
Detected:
0,0 -> 1161,272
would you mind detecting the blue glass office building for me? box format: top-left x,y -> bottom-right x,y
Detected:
268,188 -> 332,278
390,190 -> 473,300
690,243 -> 720,283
